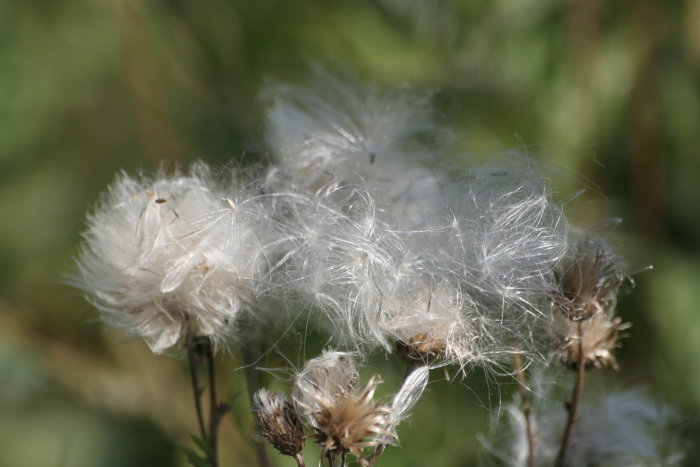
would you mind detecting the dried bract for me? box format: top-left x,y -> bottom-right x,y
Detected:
552,232 -> 629,368
554,233 -> 624,321
253,389 -> 305,457
293,351 -> 394,457
555,312 -> 630,370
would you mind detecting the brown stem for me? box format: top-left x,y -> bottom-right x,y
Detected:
365,445 -> 386,467
293,452 -> 306,467
241,344 -> 272,467
554,322 -> 586,467
513,353 -> 535,467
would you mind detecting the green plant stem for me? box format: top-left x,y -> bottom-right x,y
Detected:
554,321 -> 586,467
187,341 -> 207,444
293,452 -> 306,467
205,341 -> 220,467
327,451 -> 337,467
514,353 -> 535,467
186,337 -> 221,467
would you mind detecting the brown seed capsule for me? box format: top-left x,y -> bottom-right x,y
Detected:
554,235 -> 624,321
555,311 -> 631,370
293,352 -> 395,457
395,332 -> 448,364
552,233 -> 630,369
302,375 -> 394,457
253,390 -> 305,457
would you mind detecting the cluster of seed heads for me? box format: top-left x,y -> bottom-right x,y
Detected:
73,69 -> 679,466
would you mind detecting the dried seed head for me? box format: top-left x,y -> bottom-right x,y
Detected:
555,233 -> 624,321
551,232 -> 630,369
556,312 -> 631,370
309,375 -> 394,456
253,389 -> 305,457
293,351 -> 395,457
395,332 -> 448,364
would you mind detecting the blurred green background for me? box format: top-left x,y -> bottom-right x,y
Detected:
1,0 -> 699,465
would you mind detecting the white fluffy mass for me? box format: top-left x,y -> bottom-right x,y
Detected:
292,350 -> 429,451
482,376 -> 684,466
74,163 -> 275,353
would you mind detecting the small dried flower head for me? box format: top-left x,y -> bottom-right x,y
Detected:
555,311 -> 631,370
293,351 -> 394,457
73,164 -> 271,353
552,232 -> 629,368
554,232 -> 624,321
253,389 -> 305,457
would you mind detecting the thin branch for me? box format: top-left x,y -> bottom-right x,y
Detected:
365,445 -> 386,467
555,321 -> 586,467
205,339 -> 220,467
514,353 -> 535,467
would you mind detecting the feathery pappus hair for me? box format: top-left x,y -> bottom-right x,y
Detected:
292,350 -> 429,458
434,162 -> 570,366
262,67 -> 442,197
273,185 -> 403,346
482,378 -> 684,466
273,185 -> 488,369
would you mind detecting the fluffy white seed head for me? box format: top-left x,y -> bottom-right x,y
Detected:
263,68 -> 438,196
566,388 -> 684,466
483,372 -> 684,466
436,163 -> 570,363
383,269 -> 484,368
74,164 -> 272,353
276,186 -> 403,345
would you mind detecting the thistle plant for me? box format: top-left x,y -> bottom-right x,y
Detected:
252,350 -> 428,466
73,163 -> 285,465
71,69 -> 682,466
